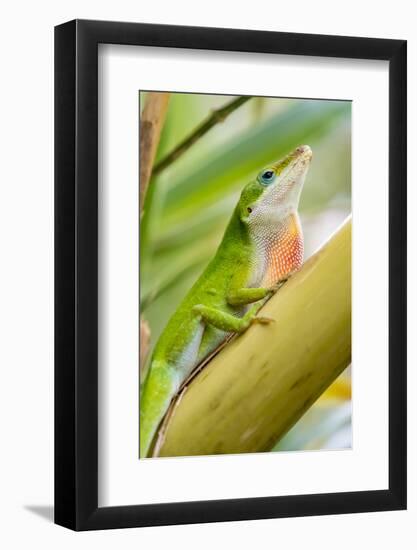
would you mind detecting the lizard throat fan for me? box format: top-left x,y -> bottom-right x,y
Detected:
259,213 -> 304,287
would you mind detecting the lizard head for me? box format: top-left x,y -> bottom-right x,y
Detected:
238,145 -> 312,282
238,145 -> 312,226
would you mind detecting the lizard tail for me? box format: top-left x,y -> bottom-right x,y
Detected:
139,360 -> 181,458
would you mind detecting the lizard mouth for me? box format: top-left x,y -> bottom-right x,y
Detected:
290,145 -> 312,178
285,145 -> 312,169
294,144 -> 313,159
270,145 -> 312,210
271,145 -> 312,180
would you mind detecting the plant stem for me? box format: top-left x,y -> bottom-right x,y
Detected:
139,92 -> 170,213
152,96 -> 251,176
139,93 -> 170,372
140,317 -> 151,375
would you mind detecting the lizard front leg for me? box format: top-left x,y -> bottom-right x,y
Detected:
193,302 -> 273,333
226,275 -> 293,307
227,287 -> 271,306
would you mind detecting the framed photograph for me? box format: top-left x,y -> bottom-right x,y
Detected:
55,19 -> 406,530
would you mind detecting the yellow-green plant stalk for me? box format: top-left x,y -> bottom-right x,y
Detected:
157,218 -> 351,457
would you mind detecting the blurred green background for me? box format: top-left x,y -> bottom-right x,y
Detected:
140,92 -> 352,453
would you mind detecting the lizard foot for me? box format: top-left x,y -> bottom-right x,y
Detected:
269,271 -> 298,293
251,316 -> 275,325
268,281 -> 287,294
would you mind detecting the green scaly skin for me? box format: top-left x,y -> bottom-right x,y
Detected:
140,145 -> 313,457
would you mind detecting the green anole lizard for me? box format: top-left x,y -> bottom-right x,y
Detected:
140,145 -> 312,457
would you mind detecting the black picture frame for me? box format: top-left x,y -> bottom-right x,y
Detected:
55,19 -> 407,531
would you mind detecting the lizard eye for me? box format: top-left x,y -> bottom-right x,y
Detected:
259,169 -> 276,185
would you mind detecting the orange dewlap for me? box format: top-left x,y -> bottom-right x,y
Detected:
262,213 -> 304,287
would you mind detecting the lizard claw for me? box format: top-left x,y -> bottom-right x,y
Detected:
251,316 -> 275,325
269,271 -> 297,293
268,281 -> 287,293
